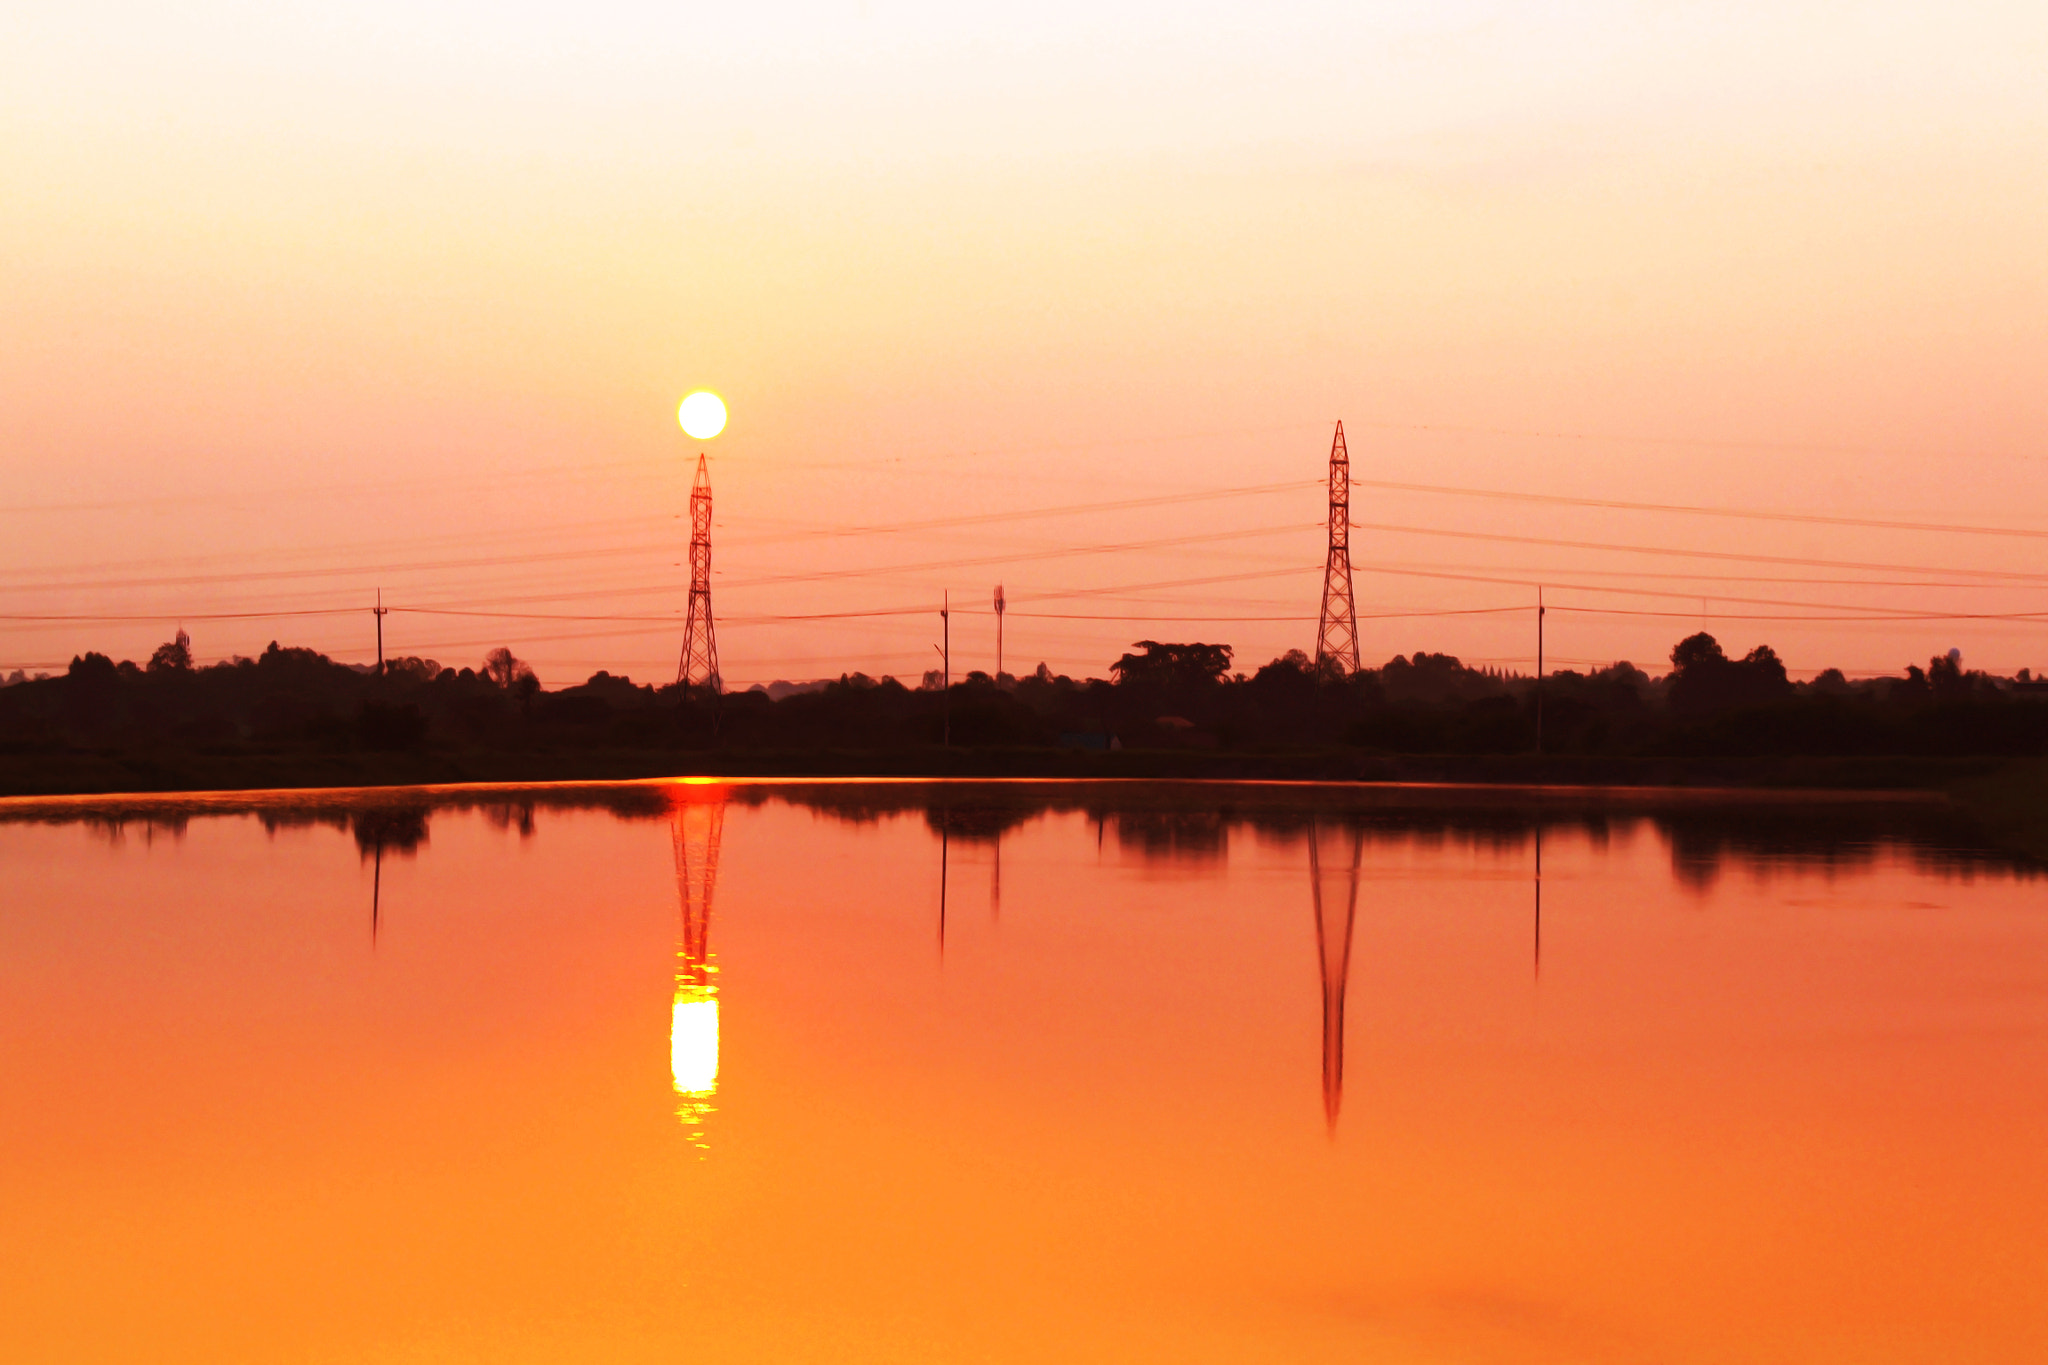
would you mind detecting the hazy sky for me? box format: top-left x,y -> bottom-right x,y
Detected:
4,3 -> 2045,684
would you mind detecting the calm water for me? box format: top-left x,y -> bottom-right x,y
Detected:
2,780 -> 2044,1363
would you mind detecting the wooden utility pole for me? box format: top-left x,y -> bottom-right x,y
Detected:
994,584 -> 1005,682
373,589 -> 389,675
1535,585 -> 1546,755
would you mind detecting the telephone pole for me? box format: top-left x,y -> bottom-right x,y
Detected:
993,584 -> 1005,682
676,453 -> 720,696
1535,585 -> 1546,756
937,592 -> 951,747
1315,422 -> 1361,676
373,589 -> 389,675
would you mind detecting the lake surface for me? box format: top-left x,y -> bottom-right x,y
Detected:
2,779 -> 2043,1363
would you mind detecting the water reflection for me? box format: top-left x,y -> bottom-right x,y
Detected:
1108,807 -> 1227,863
922,804 -> 1034,953
6,778 -> 2046,1360
6,779 -> 2040,1149
1308,819 -> 1364,1133
351,806 -> 427,944
669,791 -> 725,1140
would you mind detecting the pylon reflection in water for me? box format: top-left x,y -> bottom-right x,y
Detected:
670,791 -> 726,1142
1309,818 -> 1365,1133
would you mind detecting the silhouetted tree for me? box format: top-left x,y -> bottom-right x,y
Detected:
1110,641 -> 1233,692
1668,633 -> 1793,714
68,652 -> 118,684
482,647 -> 537,691
1929,649 -> 1969,700
148,629 -> 193,674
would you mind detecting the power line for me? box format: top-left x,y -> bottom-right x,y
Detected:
1349,419 -> 2026,466
1346,560 -> 2048,620
723,477 -> 1320,547
0,482 -> 1319,593
1350,522 -> 2048,584
0,607 -> 362,624
1354,477 -> 2048,541
718,521 -> 1321,591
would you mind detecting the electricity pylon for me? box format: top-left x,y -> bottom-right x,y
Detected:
1315,422 -> 1360,675
1309,817 -> 1365,1133
676,453 -> 720,694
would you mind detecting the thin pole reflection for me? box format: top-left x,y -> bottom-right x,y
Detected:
1534,823 -> 1544,981
1309,817 -> 1365,1135
991,828 -> 1001,922
353,807 -> 425,945
938,820 -> 950,958
670,791 -> 726,1144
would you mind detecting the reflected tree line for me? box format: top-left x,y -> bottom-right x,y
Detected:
31,778 -> 2021,895
9,780 -> 2037,1136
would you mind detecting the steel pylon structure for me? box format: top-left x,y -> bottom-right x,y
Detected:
676,453 -> 721,693
1309,817 -> 1365,1133
1315,421 -> 1360,675
672,795 -> 723,1004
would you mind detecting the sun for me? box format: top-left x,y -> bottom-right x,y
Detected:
678,391 -> 728,441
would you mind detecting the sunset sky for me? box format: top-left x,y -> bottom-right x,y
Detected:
4,3 -> 2045,686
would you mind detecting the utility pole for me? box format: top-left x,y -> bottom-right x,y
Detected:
1535,585 -> 1546,756
938,592 -> 951,747
993,584 -> 1005,683
373,589 -> 389,675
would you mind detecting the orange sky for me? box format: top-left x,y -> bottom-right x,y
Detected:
3,4 -> 2046,686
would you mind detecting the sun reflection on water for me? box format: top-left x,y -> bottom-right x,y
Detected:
670,797 -> 726,1147
671,988 -> 719,1139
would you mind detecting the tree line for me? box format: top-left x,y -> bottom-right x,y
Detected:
3,630 -> 2046,759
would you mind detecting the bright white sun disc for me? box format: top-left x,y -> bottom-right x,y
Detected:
678,392 -> 728,440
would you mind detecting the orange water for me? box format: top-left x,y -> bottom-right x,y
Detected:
1,784 -> 2042,1362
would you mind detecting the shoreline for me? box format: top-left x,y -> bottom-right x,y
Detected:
0,771 -> 1957,816
0,746 -> 2013,800
5,752 -> 2038,862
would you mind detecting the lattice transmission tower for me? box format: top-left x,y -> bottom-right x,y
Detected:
1315,421 -> 1360,675
676,453 -> 721,693
671,795 -> 724,1008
